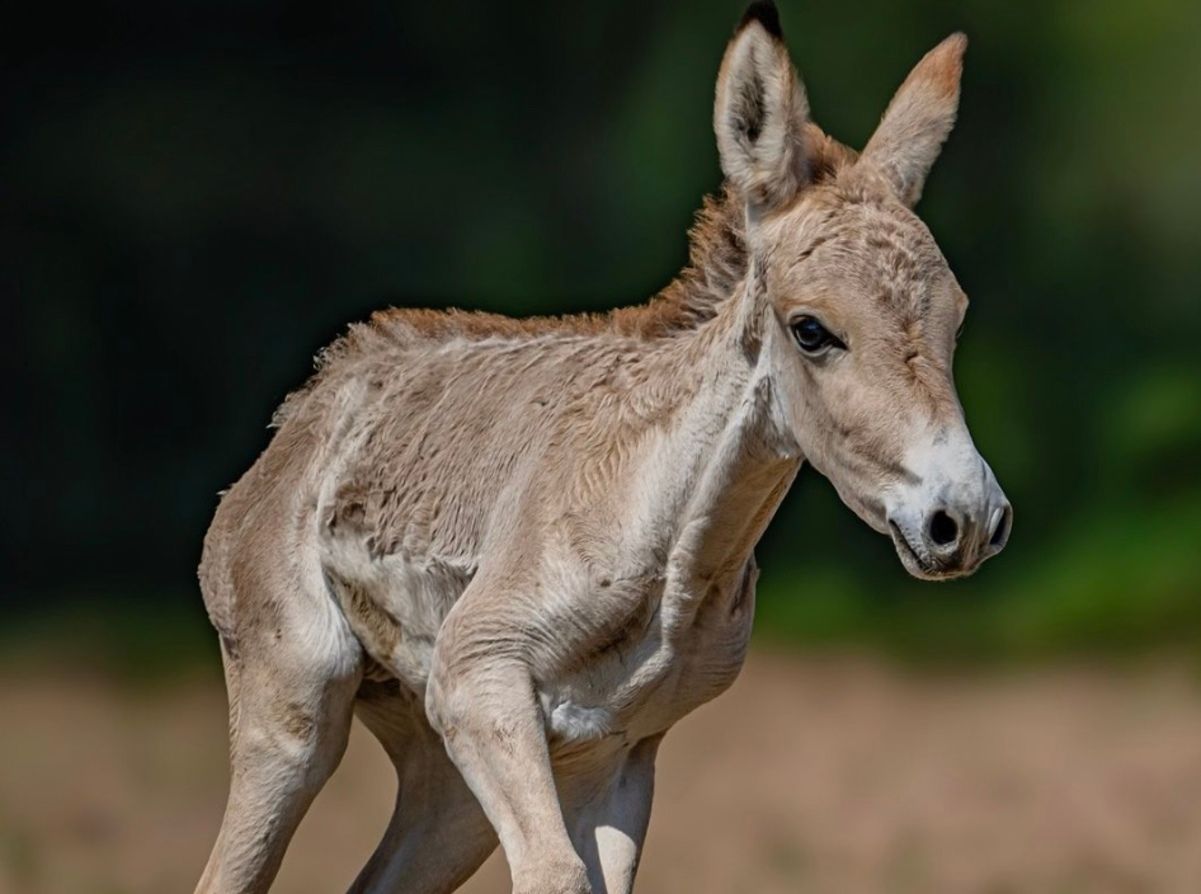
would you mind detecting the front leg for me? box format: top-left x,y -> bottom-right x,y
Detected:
562,735 -> 662,894
427,586 -> 590,894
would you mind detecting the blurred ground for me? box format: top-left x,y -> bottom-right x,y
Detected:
5,652 -> 1201,893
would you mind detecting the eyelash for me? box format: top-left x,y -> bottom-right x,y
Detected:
790,316 -> 846,354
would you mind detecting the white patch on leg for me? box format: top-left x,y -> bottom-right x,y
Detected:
548,701 -> 615,744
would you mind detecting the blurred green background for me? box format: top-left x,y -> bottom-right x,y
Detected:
5,0 -> 1201,666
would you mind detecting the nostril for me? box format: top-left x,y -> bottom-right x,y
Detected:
989,505 -> 1011,547
928,510 -> 959,547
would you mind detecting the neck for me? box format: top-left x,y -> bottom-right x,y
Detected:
628,280 -> 801,601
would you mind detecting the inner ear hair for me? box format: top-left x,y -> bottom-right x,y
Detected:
734,55 -> 768,144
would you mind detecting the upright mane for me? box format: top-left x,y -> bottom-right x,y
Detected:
268,188 -> 746,427
267,187 -> 744,425
365,187 -> 745,343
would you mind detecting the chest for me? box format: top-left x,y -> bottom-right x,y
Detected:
538,556 -> 759,753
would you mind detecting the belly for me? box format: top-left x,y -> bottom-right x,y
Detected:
324,551 -> 473,695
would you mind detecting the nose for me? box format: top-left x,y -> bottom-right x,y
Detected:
922,499 -> 1012,564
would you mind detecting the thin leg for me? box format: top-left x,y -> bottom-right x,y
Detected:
195,639 -> 361,894
563,736 -> 661,894
428,658 -> 591,894
348,683 -> 497,894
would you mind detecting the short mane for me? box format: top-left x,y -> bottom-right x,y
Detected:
272,188 -> 746,426
369,187 -> 745,342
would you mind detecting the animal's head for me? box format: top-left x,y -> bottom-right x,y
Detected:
716,2 -> 1010,579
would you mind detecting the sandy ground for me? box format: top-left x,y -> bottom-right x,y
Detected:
5,652 -> 1201,893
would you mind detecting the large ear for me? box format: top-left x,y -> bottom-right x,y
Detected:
714,2 -> 810,216
860,33 -> 967,207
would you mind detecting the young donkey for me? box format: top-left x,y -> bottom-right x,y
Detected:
196,4 -> 1011,893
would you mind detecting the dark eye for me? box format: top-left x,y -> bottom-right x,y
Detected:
790,315 -> 845,354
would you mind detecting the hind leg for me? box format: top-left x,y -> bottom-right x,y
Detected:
349,683 -> 497,894
195,626 -> 362,894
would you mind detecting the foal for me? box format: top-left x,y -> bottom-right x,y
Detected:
196,4 -> 1010,892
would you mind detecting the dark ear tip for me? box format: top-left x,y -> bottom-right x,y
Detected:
739,1 -> 783,39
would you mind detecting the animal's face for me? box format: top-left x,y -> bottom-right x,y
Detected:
715,3 -> 1009,579
760,184 -> 1009,579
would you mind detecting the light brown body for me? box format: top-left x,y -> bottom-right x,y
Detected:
195,5 -> 1010,893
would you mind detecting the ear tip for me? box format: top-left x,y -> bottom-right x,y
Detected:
937,31 -> 969,67
919,31 -> 968,94
739,1 -> 783,40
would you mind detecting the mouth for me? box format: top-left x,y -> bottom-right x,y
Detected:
888,520 -> 967,582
